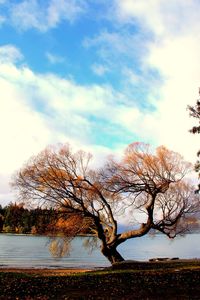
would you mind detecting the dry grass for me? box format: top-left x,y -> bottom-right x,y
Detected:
1,260 -> 200,299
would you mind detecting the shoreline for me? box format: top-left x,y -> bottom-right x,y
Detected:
0,267 -> 92,276
1,258 -> 200,275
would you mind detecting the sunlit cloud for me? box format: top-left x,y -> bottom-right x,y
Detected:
111,0 -> 200,161
114,0 -> 200,36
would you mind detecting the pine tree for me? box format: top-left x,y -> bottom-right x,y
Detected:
188,89 -> 200,192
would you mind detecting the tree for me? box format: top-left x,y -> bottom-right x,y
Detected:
0,205 -> 4,232
3,203 -> 24,233
188,91 -> 200,192
104,143 -> 199,237
12,143 -> 199,264
0,203 -> 58,234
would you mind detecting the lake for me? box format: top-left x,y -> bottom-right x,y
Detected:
0,233 -> 200,269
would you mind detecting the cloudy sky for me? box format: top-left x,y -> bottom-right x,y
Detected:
1,0 -> 200,206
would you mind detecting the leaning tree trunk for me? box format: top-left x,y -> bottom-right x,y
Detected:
101,245 -> 124,265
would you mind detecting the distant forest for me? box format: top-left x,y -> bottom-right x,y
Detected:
0,203 -> 92,235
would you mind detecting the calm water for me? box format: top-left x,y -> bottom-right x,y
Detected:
0,233 -> 200,269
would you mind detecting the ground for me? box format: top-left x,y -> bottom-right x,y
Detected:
1,260 -> 200,299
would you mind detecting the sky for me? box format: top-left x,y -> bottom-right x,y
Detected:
1,0 -> 200,206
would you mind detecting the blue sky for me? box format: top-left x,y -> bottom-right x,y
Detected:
1,0 -> 200,205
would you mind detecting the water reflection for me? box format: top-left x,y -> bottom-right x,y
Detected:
0,233 -> 200,269
119,234 -> 200,260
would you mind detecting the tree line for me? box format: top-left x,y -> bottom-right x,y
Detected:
0,203 -> 92,235
0,203 -> 57,234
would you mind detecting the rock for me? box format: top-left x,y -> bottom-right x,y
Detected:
149,257 -> 179,262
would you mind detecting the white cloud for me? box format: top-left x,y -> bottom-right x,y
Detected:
0,44 -> 23,63
114,0 -> 200,37
1,77 -> 52,173
112,0 -> 200,162
91,63 -> 109,76
46,52 -> 65,64
122,67 -> 140,85
10,0 -> 86,32
47,0 -> 86,27
145,26 -> 200,161
0,72 -> 53,205
84,30 -> 144,61
0,48 -> 138,205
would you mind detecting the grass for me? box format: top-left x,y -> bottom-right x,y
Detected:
1,260 -> 200,299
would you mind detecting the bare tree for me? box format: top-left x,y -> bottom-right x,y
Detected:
103,143 -> 199,240
12,143 -> 199,264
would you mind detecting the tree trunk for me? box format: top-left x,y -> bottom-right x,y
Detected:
101,245 -> 124,265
